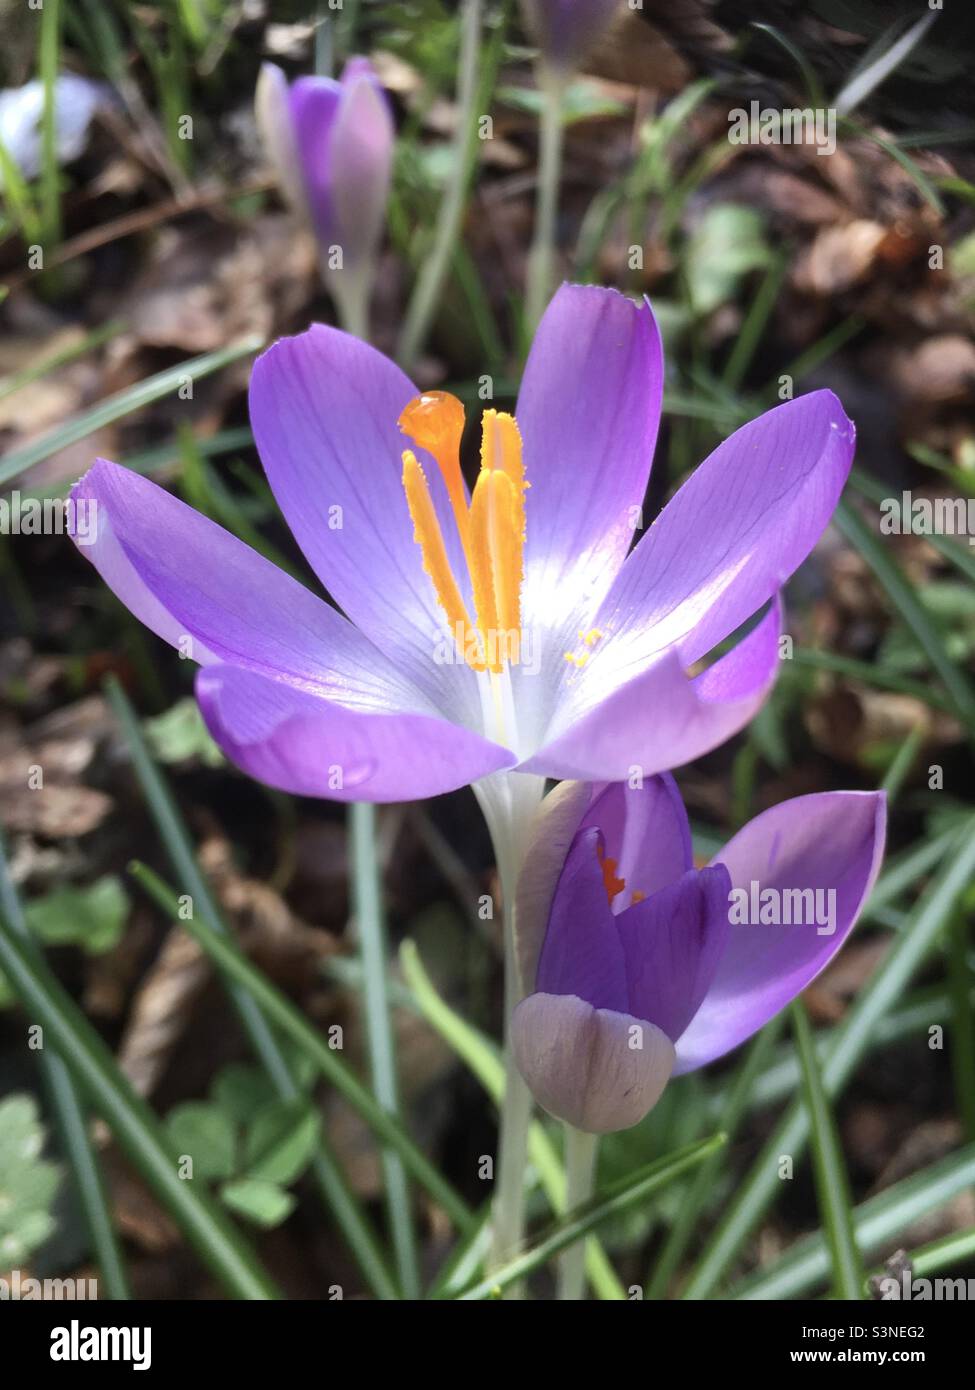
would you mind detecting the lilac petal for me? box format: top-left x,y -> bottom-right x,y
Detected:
511,993 -> 675,1134
615,866 -> 731,1042
521,597 -> 781,782
520,0 -> 622,72
559,391 -> 853,716
328,66 -> 393,269
249,326 -> 478,725
68,460 -> 425,708
673,790 -> 887,1073
535,827 -> 628,1010
255,64 -> 310,226
288,75 -> 342,246
196,664 -> 513,803
581,774 -> 692,900
514,780 -> 591,994
515,285 -> 662,651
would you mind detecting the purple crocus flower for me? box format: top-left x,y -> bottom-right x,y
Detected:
519,0 -> 621,72
255,59 -> 393,324
511,777 -> 886,1133
68,284 -> 854,805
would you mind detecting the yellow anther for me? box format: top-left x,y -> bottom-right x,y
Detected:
401,450 -> 484,670
399,392 -> 471,558
596,841 -> 627,905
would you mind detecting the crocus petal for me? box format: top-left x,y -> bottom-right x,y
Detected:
673,790 -> 887,1073
196,664 -> 513,803
552,391 -> 853,720
517,286 -> 662,624
514,779 -> 591,994
511,993 -> 675,1134
328,67 -> 393,269
535,827 -> 629,1010
615,866 -> 731,1042
582,774 -> 692,900
249,326 -> 479,726
288,75 -> 342,246
68,460 -> 425,710
519,0 -> 621,72
521,597 -> 782,782
255,63 -> 310,226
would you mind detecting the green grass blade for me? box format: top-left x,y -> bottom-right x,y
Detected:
683,816 -> 975,1298
734,1143 -> 975,1299
0,337 -> 262,487
349,802 -> 419,1298
103,678 -> 397,1300
0,831 -> 130,1299
129,862 -> 474,1236
400,939 -> 626,1300
38,0 -> 63,249
791,647 -> 954,712
948,910 -> 975,1142
453,1135 -> 726,1300
791,1001 -> 864,1299
0,912 -> 279,1300
834,499 -> 975,728
647,1016 -> 786,1298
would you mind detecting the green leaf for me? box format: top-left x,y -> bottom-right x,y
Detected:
25,875 -> 129,955
220,1178 -> 296,1229
165,1102 -> 238,1182
733,1143 -> 975,1300
0,913 -> 280,1299
143,699 -> 224,768
211,1064 -> 277,1126
452,1134 -> 727,1300
791,1001 -> 864,1300
0,1094 -> 62,1265
243,1100 -> 320,1186
683,204 -> 770,318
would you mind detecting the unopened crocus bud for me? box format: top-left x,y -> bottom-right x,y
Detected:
518,0 -> 621,73
255,59 -> 393,329
512,776 -> 886,1134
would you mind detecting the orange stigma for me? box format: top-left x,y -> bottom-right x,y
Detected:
596,842 -> 626,905
399,392 -> 528,674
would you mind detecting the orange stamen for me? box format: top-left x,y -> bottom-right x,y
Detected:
399,392 -> 470,557
596,842 -> 627,905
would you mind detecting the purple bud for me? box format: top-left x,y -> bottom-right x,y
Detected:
518,0 -> 621,72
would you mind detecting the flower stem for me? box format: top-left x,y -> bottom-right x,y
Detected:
525,66 -> 566,334
474,772 -> 545,1293
558,1126 -> 598,1299
395,0 -> 483,371
330,263 -> 371,340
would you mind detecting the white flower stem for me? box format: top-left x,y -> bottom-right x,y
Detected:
557,1125 -> 598,1300
330,263 -> 371,341
475,772 -> 545,1294
525,65 -> 566,334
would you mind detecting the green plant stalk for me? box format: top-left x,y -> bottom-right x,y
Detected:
129,861 -> 474,1235
395,0 -> 483,370
0,912 -> 278,1299
557,1126 -> 598,1300
948,910 -> 975,1143
683,817 -> 975,1298
791,1001 -> 864,1300
455,1134 -> 727,1300
400,939 -> 625,1299
104,679 -> 397,1300
38,0 -> 63,250
734,1142 -> 975,1300
0,338 -> 263,487
647,1015 -> 786,1298
0,832 -> 130,1300
525,66 -> 566,334
349,802 -> 419,1298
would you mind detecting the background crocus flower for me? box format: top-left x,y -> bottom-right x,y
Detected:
255,58 -> 393,331
519,0 -> 621,73
511,777 -> 887,1133
69,283 -> 854,806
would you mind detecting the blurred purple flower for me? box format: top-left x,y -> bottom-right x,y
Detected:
519,0 -> 621,71
0,74 -> 102,187
69,283 -> 854,803
512,777 -> 886,1132
255,59 -> 393,314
